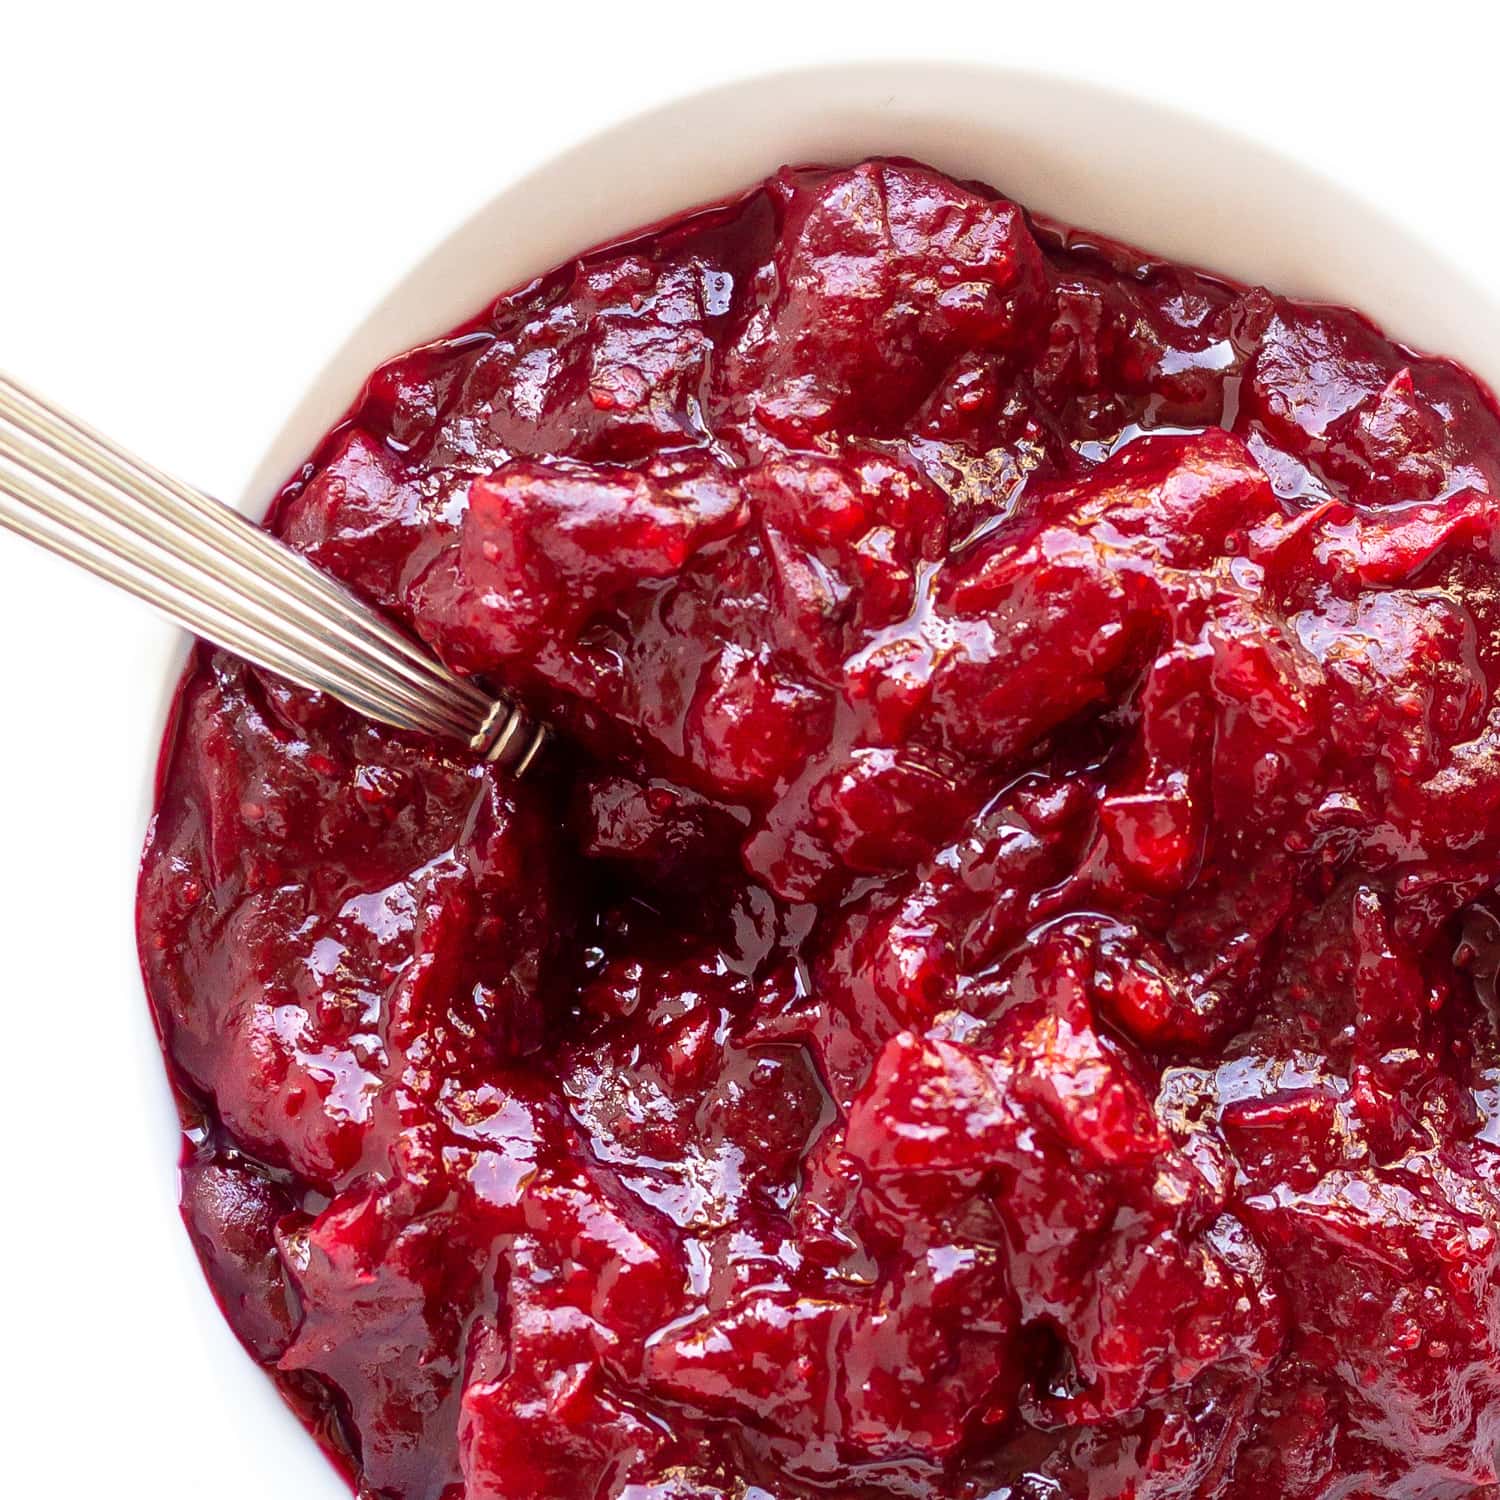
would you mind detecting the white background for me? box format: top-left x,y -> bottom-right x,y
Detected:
3,3 -> 1499,1495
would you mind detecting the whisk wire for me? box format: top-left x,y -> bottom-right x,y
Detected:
0,375 -> 490,717
0,372 -> 544,771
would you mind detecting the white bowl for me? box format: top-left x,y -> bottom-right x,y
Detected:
17,61 -> 1500,1500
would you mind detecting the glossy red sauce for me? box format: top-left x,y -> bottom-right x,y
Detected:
139,160 -> 1500,1500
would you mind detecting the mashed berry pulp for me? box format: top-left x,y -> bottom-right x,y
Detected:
139,160 -> 1500,1499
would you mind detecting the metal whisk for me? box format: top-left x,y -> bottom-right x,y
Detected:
0,373 -> 545,775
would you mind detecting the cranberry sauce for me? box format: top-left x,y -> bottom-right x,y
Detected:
139,160 -> 1500,1500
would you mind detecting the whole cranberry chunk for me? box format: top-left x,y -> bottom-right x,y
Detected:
438,455 -> 746,662
718,161 -> 1047,442
180,1162 -> 296,1362
276,428 -> 426,613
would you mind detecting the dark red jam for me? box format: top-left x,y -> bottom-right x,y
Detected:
139,160 -> 1500,1500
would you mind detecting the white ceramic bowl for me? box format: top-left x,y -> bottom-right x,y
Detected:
25,61 -> 1500,1499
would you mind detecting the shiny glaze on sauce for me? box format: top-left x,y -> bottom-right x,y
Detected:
140,160 -> 1500,1499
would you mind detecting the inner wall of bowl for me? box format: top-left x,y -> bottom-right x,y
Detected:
240,61 -> 1500,521
130,62 -> 1500,1492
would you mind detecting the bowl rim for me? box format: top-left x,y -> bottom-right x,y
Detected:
234,57 -> 1500,530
